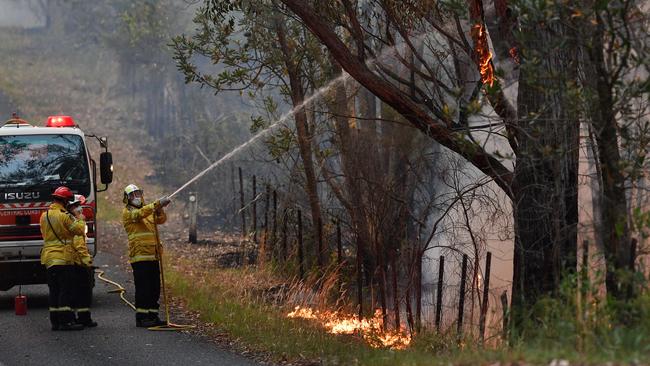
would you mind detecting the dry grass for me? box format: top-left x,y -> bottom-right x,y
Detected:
162,239 -> 650,366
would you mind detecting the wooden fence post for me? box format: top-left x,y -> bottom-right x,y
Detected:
297,209 -> 304,280
501,291 -> 509,344
252,175 -> 257,243
336,218 -> 342,265
188,192 -> 198,244
282,209 -> 288,261
230,163 -> 236,227
357,237 -> 364,319
271,190 -> 277,258
479,252 -> 492,345
263,184 -> 270,260
457,254 -> 468,340
238,167 -> 246,237
317,216 -> 324,268
435,255 -> 444,333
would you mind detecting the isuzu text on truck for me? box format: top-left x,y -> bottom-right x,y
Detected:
0,114 -> 113,291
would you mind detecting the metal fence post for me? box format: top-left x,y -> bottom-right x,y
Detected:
435,255 -> 444,333
457,254 -> 468,339
188,192 -> 198,244
479,252 -> 492,345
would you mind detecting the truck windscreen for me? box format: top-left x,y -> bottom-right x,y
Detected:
0,134 -> 90,198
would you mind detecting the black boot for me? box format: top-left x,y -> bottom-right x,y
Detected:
150,314 -> 167,327
50,311 -> 59,331
136,313 -> 157,328
57,311 -> 84,331
136,318 -> 158,328
77,311 -> 98,328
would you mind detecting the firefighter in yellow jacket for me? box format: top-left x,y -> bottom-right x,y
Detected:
121,184 -> 171,327
40,186 -> 86,331
65,194 -> 98,327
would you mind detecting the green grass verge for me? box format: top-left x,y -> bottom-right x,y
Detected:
166,263 -> 650,365
167,267 -> 434,365
165,265 -> 523,365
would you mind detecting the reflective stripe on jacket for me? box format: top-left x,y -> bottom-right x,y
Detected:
122,201 -> 167,263
39,202 -> 86,268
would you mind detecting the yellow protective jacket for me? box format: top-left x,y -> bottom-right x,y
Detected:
64,235 -> 92,267
39,202 -> 86,268
122,201 -> 167,263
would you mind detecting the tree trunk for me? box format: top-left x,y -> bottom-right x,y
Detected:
415,252 -> 422,332
325,58 -> 375,318
583,17 -> 632,302
511,15 -> 580,329
405,274 -> 415,332
376,239 -> 389,331
276,21 -> 325,270
391,252 -> 400,330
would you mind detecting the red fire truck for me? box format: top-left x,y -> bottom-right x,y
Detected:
0,114 -> 113,291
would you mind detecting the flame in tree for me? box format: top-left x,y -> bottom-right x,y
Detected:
287,306 -> 412,350
471,23 -> 495,87
509,46 -> 520,64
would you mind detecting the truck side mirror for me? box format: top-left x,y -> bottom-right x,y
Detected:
100,152 -> 113,185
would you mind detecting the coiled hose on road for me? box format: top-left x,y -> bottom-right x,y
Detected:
95,269 -> 135,310
94,217 -> 194,331
94,268 -> 194,331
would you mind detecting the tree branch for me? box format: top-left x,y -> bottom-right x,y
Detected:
280,0 -> 514,198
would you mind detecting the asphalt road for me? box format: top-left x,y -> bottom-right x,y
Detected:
0,251 -> 259,366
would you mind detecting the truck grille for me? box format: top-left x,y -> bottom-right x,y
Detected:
0,226 -> 42,240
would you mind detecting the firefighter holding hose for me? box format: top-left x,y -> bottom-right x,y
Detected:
121,184 -> 171,327
40,186 -> 86,331
66,194 -> 98,328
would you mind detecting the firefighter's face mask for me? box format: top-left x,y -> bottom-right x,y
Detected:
128,191 -> 144,207
69,204 -> 82,216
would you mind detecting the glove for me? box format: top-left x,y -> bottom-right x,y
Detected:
81,256 -> 93,267
158,196 -> 171,207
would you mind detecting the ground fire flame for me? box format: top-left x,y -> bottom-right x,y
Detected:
287,306 -> 412,350
472,23 -> 495,87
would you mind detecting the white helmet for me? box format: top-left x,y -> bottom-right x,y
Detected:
69,194 -> 86,206
123,184 -> 143,205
